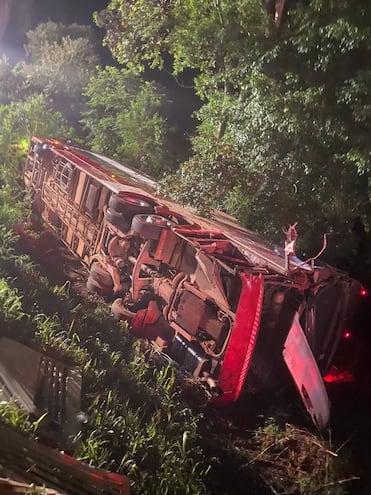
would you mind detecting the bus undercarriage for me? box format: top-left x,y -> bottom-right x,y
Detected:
23,137 -> 361,429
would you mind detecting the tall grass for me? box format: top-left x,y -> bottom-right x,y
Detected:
0,223 -> 208,494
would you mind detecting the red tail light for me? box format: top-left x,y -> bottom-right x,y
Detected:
360,288 -> 368,297
324,366 -> 353,383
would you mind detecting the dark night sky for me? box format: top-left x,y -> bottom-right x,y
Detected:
1,0 -> 109,60
33,0 -> 108,24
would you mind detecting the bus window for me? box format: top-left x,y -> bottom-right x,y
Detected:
74,172 -> 86,206
84,180 -> 101,218
56,161 -> 74,192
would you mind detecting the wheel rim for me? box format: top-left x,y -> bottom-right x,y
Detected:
146,215 -> 171,227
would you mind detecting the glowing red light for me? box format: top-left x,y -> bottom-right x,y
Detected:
360,288 -> 368,297
343,330 -> 351,339
324,367 -> 353,383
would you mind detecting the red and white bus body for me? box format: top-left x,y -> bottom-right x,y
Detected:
24,137 -> 361,429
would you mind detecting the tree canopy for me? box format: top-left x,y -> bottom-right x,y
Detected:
0,56 -> 25,104
0,2 -> 370,265
98,0 -> 371,261
81,66 -> 177,178
21,22 -> 100,124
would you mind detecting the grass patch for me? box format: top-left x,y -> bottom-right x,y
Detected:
0,232 -> 209,495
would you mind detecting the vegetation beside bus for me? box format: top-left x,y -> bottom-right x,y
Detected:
97,0 -> 371,278
0,130 -> 355,494
0,228 -> 209,494
0,125 -> 209,494
1,6 -> 370,271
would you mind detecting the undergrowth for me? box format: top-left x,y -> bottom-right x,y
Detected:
0,232 -> 209,494
245,417 -> 357,494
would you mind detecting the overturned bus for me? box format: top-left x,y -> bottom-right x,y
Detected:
24,137 -> 361,430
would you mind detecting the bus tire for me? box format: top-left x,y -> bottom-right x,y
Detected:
131,214 -> 174,241
111,298 -> 136,321
90,262 -> 114,288
104,207 -> 131,232
108,194 -> 153,215
86,276 -> 112,296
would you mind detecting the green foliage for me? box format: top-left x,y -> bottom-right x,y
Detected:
78,359 -> 208,495
22,22 -> 100,124
0,95 -> 70,232
0,396 -> 32,433
156,0 -> 371,257
82,66 -> 177,177
0,279 -> 25,323
24,22 -> 96,62
0,95 -> 71,230
0,396 -> 48,436
95,1 -> 172,72
0,56 -> 26,105
0,187 -> 24,230
0,94 -> 70,163
160,140 -> 238,215
97,0 -> 269,93
0,229 -> 18,261
0,21 -> 100,132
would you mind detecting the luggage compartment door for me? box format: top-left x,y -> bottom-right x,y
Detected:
283,312 -> 330,430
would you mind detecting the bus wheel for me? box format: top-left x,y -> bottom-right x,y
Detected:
86,276 -> 112,296
131,214 -> 174,240
104,207 -> 131,232
108,194 -> 154,214
111,297 -> 136,321
90,261 -> 114,288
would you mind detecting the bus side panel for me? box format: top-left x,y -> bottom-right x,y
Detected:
216,273 -> 264,403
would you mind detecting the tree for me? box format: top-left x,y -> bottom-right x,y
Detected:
219,0 -> 371,252
98,0 -> 371,260
21,22 -> 100,125
0,56 -> 26,104
81,66 -> 177,178
0,94 -> 71,230
24,22 -> 95,62
96,0 -> 269,117
0,94 -> 71,178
